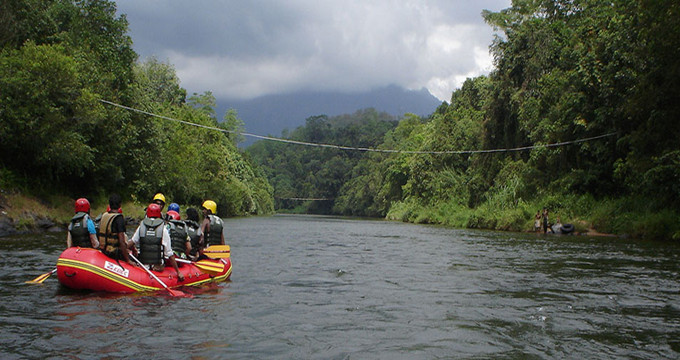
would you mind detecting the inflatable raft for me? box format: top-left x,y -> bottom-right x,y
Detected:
56,247 -> 231,293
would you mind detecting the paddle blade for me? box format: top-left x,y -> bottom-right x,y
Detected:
194,260 -> 225,275
167,288 -> 192,298
204,245 -> 230,259
25,269 -> 57,284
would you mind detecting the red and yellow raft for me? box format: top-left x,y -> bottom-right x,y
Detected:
56,247 -> 231,293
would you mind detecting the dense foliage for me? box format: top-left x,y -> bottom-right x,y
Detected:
0,0 -> 273,216
247,109 -> 399,215
249,0 -> 680,240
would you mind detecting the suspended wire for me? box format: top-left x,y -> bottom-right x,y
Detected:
100,99 -> 616,155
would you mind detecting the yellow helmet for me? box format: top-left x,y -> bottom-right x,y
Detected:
153,193 -> 166,204
202,200 -> 217,214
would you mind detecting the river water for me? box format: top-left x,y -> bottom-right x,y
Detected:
1,214 -> 679,359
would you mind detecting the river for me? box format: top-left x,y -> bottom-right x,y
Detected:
1,214 -> 679,359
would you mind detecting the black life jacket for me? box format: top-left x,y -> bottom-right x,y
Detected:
168,220 -> 188,256
68,212 -> 92,248
138,217 -> 165,265
205,214 -> 224,246
99,212 -> 123,257
93,213 -> 103,234
184,220 -> 201,256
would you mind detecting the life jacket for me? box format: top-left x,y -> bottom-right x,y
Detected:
184,220 -> 201,256
168,220 -> 188,256
138,217 -> 165,265
205,214 -> 224,246
93,213 -> 103,234
68,212 -> 92,248
99,212 -> 123,257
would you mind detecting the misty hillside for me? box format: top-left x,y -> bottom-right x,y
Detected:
217,85 -> 443,146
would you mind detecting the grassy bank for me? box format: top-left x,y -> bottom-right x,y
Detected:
386,195 -> 680,241
0,192 -> 147,232
3,191 -> 678,241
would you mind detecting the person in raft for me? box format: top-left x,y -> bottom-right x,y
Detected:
99,194 -> 133,265
152,192 -> 168,221
166,207 -> 191,260
94,204 -> 122,235
199,200 -> 225,248
129,203 -> 184,281
184,207 -> 202,261
66,198 -> 99,249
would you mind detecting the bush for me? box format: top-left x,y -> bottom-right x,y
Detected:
629,210 -> 680,241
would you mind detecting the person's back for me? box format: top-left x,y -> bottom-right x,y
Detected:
137,215 -> 166,266
204,214 -> 224,246
184,208 -> 201,259
98,194 -> 132,265
552,217 -> 563,234
167,210 -> 190,259
129,203 -> 184,281
67,198 -> 98,248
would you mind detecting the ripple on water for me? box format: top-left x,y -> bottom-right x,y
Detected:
2,216 -> 680,359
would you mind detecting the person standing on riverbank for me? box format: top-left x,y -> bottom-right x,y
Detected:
66,198 -> 99,248
542,208 -> 550,234
534,210 -> 542,233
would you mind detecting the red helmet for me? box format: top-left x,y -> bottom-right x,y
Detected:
106,205 -> 123,214
75,198 -> 90,213
167,210 -> 180,220
146,203 -> 162,218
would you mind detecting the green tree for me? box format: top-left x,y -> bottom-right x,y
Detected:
0,42 -> 96,190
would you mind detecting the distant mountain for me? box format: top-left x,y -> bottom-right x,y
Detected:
216,85 -> 443,146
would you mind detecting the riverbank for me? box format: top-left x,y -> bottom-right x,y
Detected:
2,191 -> 677,241
0,192 -> 144,237
385,195 -> 680,242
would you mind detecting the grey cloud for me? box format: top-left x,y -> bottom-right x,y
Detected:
116,0 -> 511,101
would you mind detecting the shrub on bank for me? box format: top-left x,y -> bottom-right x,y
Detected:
384,193 -> 679,241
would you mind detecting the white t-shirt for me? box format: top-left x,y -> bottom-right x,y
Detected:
131,222 -> 174,258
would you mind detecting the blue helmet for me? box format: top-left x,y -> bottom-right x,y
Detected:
168,202 -> 180,213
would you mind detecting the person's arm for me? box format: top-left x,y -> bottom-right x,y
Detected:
90,234 -> 99,249
66,231 -> 72,248
125,233 -> 137,256
86,218 -> 99,248
118,232 -> 132,264
199,218 -> 210,247
220,229 -> 225,245
166,255 -> 184,281
185,234 -> 192,254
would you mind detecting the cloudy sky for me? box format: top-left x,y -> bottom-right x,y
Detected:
114,1 -> 511,102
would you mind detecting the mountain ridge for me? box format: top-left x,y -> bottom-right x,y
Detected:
216,85 -> 443,145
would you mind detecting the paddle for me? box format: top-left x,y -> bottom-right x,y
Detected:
175,258 -> 224,275
26,268 -> 57,284
128,253 -> 190,298
204,245 -> 230,259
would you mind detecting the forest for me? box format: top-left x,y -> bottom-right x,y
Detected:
248,0 -> 680,240
1,0 -> 679,240
0,0 -> 273,217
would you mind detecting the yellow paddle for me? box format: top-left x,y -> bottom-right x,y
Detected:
26,269 -> 57,284
175,258 -> 225,275
204,245 -> 230,259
